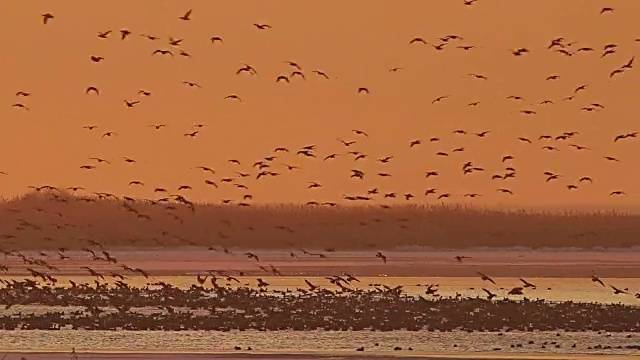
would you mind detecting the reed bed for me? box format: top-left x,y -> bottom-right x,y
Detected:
1,191 -> 639,250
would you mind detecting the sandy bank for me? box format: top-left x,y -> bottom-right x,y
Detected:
1,352 -> 637,360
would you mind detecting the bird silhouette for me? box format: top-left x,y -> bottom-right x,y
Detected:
179,9 -> 192,21
42,13 -> 54,24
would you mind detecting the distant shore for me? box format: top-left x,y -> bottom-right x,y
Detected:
2,194 -> 640,251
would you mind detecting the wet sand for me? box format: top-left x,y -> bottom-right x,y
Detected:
3,249 -> 640,278
2,353 -> 638,360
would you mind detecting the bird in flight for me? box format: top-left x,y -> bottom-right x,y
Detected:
183,81 -> 201,88
237,64 -> 258,75
285,61 -> 303,70
12,103 -> 29,111
592,274 -> 606,286
224,94 -> 242,102
179,9 -> 192,20
477,271 -> 497,285
253,23 -> 272,30
89,157 -> 110,164
312,70 -> 329,79
469,73 -> 488,80
42,13 -> 54,24
152,49 -> 173,56
120,29 -> 131,40
352,129 -> 368,137
614,132 -> 637,142
432,95 -> 449,104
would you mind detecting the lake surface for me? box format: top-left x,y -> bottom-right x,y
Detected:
0,329 -> 638,356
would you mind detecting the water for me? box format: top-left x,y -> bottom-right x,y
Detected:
0,329 -> 638,355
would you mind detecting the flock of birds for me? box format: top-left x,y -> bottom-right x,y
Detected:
1,242 -> 639,301
2,4 -> 639,210
1,251 -> 640,343
1,4 -> 639,299
1,7 -> 640,359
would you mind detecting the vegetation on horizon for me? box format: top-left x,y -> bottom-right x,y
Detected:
1,191 -> 639,250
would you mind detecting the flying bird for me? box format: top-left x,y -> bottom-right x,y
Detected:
179,9 -> 192,20
477,271 -> 496,285
183,81 -> 201,88
42,13 -> 54,24
224,94 -> 242,101
409,37 -> 428,44
152,49 -> 173,56
312,70 -> 329,79
432,95 -> 449,104
120,29 -> 131,40
12,103 -> 29,111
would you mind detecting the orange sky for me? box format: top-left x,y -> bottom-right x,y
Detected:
1,0 -> 639,209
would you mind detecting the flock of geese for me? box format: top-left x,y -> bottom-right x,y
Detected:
2,4 -> 639,210
0,7 -> 640,355
1,269 -> 639,334
0,3 -> 638,292
1,242 -> 639,300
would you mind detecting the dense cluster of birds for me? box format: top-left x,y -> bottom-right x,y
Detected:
2,5 -> 639,210
1,243 -> 639,304
0,271 -> 639,332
